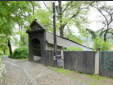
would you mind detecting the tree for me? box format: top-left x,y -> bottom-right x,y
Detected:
86,29 -> 111,51
30,1 -> 95,44
86,28 -> 97,39
89,1 -> 113,42
93,37 -> 111,51
43,1 -> 95,38
0,1 -> 40,55
13,1 -> 41,47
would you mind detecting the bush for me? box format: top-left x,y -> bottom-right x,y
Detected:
66,46 -> 84,52
11,47 -> 28,59
93,37 -> 111,51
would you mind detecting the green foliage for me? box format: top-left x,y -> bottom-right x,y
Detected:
12,28 -> 28,47
0,58 -> 6,83
0,51 -> 3,58
49,66 -> 74,75
86,28 -> 112,51
0,33 -> 7,56
93,37 -> 111,51
31,9 -> 52,30
0,1 -> 41,51
86,28 -> 97,39
68,34 -> 83,44
21,58 -> 28,60
0,34 -> 6,82
86,74 -> 103,81
35,1 -> 95,39
11,47 -> 28,59
66,46 -> 84,52
64,27 -> 84,44
88,83 -> 102,85
54,68 -> 73,74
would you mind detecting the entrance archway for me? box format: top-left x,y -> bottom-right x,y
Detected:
32,38 -> 41,57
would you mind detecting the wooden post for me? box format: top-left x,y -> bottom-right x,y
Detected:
61,47 -> 64,68
95,48 -> 100,75
53,2 -> 57,66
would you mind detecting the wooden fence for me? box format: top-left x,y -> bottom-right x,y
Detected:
42,50 -> 61,66
41,50 -> 113,78
99,51 -> 113,78
64,51 -> 95,74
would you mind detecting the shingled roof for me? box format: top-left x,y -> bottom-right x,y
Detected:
30,19 -> 45,30
46,32 -> 93,50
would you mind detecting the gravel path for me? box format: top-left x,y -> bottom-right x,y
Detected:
1,56 -> 86,85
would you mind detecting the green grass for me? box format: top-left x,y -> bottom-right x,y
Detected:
20,58 -> 28,60
53,68 -> 73,74
49,67 -> 85,82
85,74 -> 104,81
88,83 -> 102,85
48,66 -> 112,85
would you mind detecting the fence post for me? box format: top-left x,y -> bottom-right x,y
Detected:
61,47 -> 64,68
95,48 -> 100,75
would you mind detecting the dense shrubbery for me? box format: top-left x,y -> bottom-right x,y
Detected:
11,47 -> 28,59
93,37 -> 111,51
66,46 -> 84,52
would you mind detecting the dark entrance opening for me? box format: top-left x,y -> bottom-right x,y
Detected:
32,38 -> 41,56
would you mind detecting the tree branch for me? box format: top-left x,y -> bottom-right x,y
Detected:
62,1 -> 72,14
105,8 -> 113,25
101,23 -> 106,31
30,2 -> 34,15
43,1 -> 49,10
96,22 -> 106,32
98,9 -> 108,27
107,32 -> 113,35
96,23 -> 106,32
60,11 -> 80,30
91,2 -> 109,29
60,7 -> 87,29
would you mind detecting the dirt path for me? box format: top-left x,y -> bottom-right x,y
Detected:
1,56 -> 86,85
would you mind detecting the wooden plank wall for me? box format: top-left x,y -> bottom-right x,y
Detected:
42,50 -> 61,66
42,50 -> 113,78
99,51 -> 113,78
64,51 -> 95,74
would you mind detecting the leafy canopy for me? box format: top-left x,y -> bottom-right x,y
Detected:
31,1 -> 95,44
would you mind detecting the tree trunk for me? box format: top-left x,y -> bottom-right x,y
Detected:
4,49 -> 5,55
104,33 -> 107,42
58,1 -> 63,37
8,39 -> 12,55
104,29 -> 109,42
20,26 -> 25,46
59,26 -> 63,37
